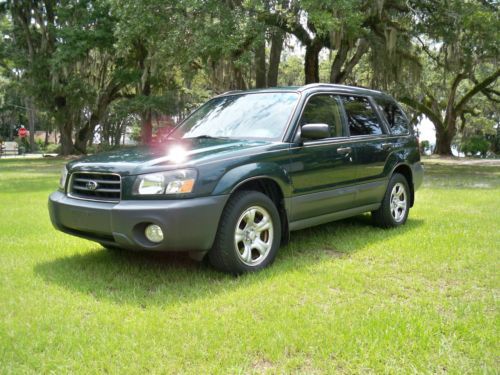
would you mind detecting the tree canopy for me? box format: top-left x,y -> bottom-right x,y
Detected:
0,0 -> 498,155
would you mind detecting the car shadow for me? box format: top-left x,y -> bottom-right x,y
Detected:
34,215 -> 423,308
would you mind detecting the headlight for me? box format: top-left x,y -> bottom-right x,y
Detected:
59,167 -> 68,190
133,169 -> 197,195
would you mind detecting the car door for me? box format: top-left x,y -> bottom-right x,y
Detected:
286,93 -> 357,222
338,95 -> 392,207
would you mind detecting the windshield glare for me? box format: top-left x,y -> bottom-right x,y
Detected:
171,92 -> 299,140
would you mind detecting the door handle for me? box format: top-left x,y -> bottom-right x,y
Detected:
382,143 -> 392,150
337,147 -> 352,155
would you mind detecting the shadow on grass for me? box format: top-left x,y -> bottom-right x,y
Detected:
34,215 -> 423,308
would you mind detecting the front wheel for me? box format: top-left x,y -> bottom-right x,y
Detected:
208,190 -> 281,274
372,173 -> 410,228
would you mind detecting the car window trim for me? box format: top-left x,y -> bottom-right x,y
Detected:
372,96 -> 412,136
337,93 -> 388,137
290,92 -> 348,143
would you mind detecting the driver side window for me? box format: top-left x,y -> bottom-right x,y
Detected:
300,94 -> 344,138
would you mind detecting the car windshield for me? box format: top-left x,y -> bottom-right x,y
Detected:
170,92 -> 299,140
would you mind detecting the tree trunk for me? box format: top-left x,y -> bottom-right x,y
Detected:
74,118 -> 96,154
330,38 -> 369,84
255,34 -> 267,88
113,120 -> 125,147
330,43 -> 349,83
304,41 -> 322,84
434,117 -> 456,156
59,123 -> 74,155
494,121 -> 500,154
267,29 -> 283,87
141,109 -> 153,145
25,97 -> 36,151
434,131 -> 454,155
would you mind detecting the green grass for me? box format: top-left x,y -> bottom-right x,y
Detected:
0,158 -> 498,373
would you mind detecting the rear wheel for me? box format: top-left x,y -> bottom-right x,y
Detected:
208,190 -> 281,274
372,173 -> 410,228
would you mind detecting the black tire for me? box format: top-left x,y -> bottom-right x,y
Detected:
372,173 -> 410,228
208,190 -> 281,274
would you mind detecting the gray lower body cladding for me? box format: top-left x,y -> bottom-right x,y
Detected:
48,191 -> 229,251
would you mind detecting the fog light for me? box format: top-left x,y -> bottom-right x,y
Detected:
145,224 -> 164,243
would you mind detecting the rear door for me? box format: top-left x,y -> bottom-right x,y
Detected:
287,94 -> 357,221
339,95 -> 392,207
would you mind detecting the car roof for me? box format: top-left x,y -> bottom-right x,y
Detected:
217,83 -> 390,100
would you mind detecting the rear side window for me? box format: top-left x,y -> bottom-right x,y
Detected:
374,97 -> 410,135
300,94 -> 344,137
340,96 -> 383,136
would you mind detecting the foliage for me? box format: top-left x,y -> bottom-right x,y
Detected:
460,136 -> 491,157
419,139 -> 430,154
399,0 -> 500,155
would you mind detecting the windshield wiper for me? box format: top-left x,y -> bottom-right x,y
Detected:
188,135 -> 230,139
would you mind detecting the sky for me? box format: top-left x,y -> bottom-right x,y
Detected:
416,116 -> 436,144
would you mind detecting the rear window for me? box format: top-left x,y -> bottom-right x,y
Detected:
340,96 -> 383,136
374,97 -> 410,135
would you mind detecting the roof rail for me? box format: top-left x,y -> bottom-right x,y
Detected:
299,82 -> 382,94
218,90 -> 243,96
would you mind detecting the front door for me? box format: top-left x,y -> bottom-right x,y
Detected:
286,94 -> 357,222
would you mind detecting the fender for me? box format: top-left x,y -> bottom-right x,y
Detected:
212,162 -> 293,197
383,150 -> 409,178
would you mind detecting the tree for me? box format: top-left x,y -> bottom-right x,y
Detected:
401,0 -> 500,155
253,0 -> 416,86
4,0 -> 127,154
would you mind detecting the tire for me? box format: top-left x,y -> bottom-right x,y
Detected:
372,173 -> 410,228
208,190 -> 281,274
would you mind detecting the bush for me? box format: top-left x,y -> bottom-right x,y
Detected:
36,139 -> 46,151
45,143 -> 61,154
420,140 -> 430,154
461,136 -> 491,157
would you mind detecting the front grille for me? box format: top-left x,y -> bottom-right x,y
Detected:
69,172 -> 121,202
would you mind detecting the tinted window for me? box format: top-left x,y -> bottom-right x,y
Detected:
170,92 -> 299,140
300,95 -> 344,137
340,96 -> 383,136
375,97 -> 410,135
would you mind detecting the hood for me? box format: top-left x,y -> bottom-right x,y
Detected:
67,138 -> 276,175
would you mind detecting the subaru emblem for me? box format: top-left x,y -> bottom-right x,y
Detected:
86,180 -> 98,191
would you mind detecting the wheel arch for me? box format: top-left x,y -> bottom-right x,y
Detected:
232,177 -> 290,245
391,163 -> 414,207
212,163 -> 292,245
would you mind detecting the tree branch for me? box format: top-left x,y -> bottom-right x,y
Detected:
456,68 -> 500,114
400,96 -> 443,129
257,11 -> 311,46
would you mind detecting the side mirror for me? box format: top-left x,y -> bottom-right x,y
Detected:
301,123 -> 330,140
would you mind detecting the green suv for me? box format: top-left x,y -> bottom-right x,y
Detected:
49,84 -> 423,274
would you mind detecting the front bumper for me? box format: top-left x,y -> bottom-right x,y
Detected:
48,191 -> 229,251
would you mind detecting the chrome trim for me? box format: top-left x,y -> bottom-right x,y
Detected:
287,91 -> 348,143
298,83 -> 383,94
67,171 -> 122,203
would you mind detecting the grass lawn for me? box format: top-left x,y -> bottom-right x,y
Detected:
0,158 -> 498,373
